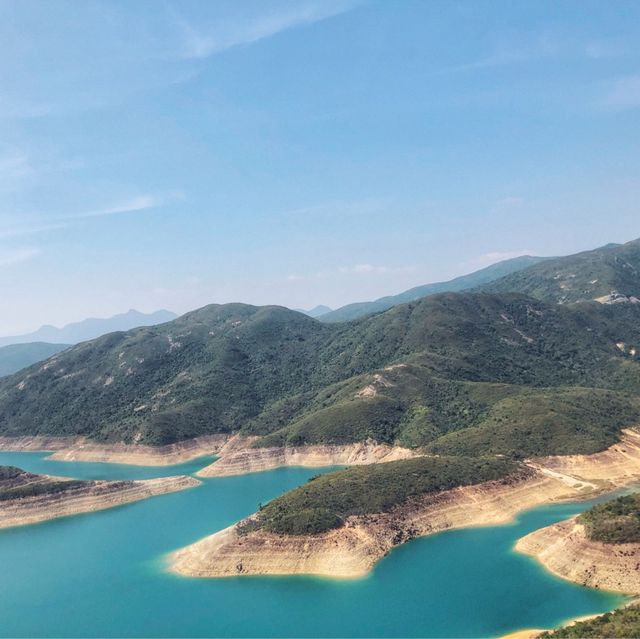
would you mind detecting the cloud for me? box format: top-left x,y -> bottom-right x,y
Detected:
338,264 -> 414,275
464,250 -> 536,270
0,193 -> 165,241
69,194 -> 161,219
173,1 -> 359,60
0,247 -> 40,267
288,264 -> 414,282
600,75 -> 640,111
584,41 -> 624,60
0,154 -> 34,191
0,222 -> 68,240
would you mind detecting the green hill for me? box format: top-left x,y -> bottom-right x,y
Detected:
0,343 -> 70,377
541,605 -> 640,638
318,255 -> 548,322
246,455 -> 521,535
479,239 -> 640,304
1,291 -> 640,453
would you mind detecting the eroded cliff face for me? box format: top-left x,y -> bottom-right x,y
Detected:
0,435 -> 229,466
170,429 -> 640,579
0,474 -> 200,529
196,438 -> 418,477
516,518 -> 640,594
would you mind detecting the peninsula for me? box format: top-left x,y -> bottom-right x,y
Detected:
0,465 -> 199,528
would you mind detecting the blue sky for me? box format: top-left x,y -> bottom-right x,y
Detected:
1,0 -> 639,334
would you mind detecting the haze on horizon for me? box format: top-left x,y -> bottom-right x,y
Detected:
1,0 -> 639,335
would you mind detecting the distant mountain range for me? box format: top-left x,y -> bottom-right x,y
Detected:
0,343 -> 70,377
0,309 -> 177,348
317,255 -> 549,322
295,305 -> 333,318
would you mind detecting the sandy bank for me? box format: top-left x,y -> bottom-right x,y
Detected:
498,614 -> 602,639
197,438 -> 417,477
0,474 -> 200,529
499,630 -> 545,639
170,429 -> 640,579
516,518 -> 640,594
0,435 -> 229,466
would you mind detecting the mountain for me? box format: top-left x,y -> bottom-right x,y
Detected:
479,239 -> 640,304
0,343 -> 70,377
0,309 -> 178,347
295,305 -> 333,318
1,290 -> 640,458
318,255 -> 549,322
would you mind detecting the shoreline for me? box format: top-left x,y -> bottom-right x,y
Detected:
169,429 -> 640,579
515,517 -> 640,594
498,602 -> 640,639
0,434 -> 417,473
196,438 -> 418,477
0,435 -> 230,466
0,474 -> 201,529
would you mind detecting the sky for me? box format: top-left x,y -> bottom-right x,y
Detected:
1,0 -> 639,334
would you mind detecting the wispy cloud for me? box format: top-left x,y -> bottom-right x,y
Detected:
68,194 -> 162,219
0,194 -> 165,242
0,222 -> 68,241
0,247 -> 40,267
0,154 -> 34,191
600,75 -> 640,111
173,1 -> 360,60
429,32 -> 627,78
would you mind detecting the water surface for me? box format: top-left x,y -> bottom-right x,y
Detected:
0,453 -> 626,638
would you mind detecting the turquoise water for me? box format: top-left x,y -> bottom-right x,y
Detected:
0,453 -> 627,638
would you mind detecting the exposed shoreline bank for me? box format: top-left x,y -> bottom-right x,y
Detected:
169,429 -> 640,579
0,474 -> 200,529
516,517 -> 640,595
196,439 -> 418,477
0,434 -> 421,475
0,435 -> 230,466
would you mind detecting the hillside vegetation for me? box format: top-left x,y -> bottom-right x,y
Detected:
541,605 -> 640,638
480,239 -> 640,304
0,465 -> 89,501
578,493 -> 640,544
1,290 -> 640,451
244,456 -> 520,535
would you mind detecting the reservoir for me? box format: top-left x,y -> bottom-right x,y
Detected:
0,451 -> 626,638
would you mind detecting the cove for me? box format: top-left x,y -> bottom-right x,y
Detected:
0,453 -> 626,638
